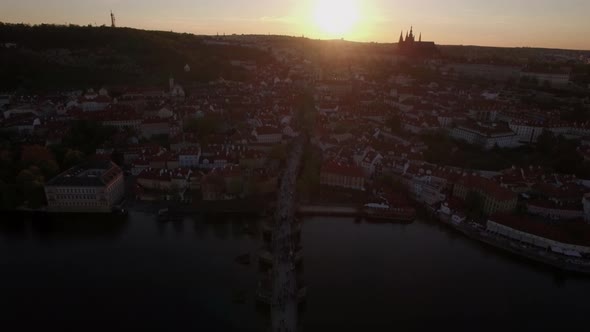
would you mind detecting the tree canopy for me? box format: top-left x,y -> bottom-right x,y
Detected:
465,191 -> 485,219
0,23 -> 273,91
62,120 -> 116,155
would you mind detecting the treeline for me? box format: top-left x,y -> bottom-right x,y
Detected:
422,131 -> 590,178
0,121 -> 120,209
0,23 -> 274,91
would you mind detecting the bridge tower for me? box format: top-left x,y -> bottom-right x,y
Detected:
111,11 -> 116,28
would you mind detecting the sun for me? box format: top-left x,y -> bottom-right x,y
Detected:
313,0 -> 359,37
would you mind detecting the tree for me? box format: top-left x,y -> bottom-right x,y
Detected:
464,191 -> 484,220
38,159 -> 60,179
16,166 -> 46,208
0,180 -> 22,209
63,120 -> 116,155
386,114 -> 402,132
111,150 -> 124,167
20,145 -> 59,178
21,145 -> 54,164
149,134 -> 170,148
269,144 -> 287,161
0,148 -> 16,182
543,80 -> 552,89
535,130 -> 557,154
514,202 -> 528,216
297,145 -> 321,199
294,90 -> 316,131
63,149 -> 85,169
184,116 -> 223,138
243,178 -> 260,197
378,174 -> 407,194
227,178 -> 244,195
168,183 -> 182,201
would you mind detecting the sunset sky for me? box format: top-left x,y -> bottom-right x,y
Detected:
2,0 -> 590,50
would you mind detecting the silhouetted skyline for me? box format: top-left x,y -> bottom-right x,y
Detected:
2,0 -> 590,50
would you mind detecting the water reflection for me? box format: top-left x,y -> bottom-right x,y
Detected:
191,216 -> 209,238
1,213 -> 589,331
0,219 -> 29,239
171,218 -> 184,234
0,212 -> 129,241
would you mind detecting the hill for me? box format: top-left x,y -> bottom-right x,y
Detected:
0,23 -> 273,91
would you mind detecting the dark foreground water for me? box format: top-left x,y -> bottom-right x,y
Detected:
1,212 -> 589,331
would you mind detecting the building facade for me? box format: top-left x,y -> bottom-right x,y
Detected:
320,161 -> 365,191
487,216 -> 590,255
253,126 -> 283,144
509,122 -> 545,144
527,200 -> 584,220
453,175 -> 517,216
44,161 -> 125,213
451,122 -> 519,149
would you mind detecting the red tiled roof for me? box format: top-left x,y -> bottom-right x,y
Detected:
256,126 -> 281,135
133,158 -> 150,167
79,95 -> 111,103
532,182 -> 587,200
137,168 -> 191,181
321,161 -> 364,178
457,175 -> 516,201
137,169 -> 172,181
179,147 -> 201,156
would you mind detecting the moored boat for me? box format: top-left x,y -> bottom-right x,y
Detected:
363,202 -> 416,222
363,191 -> 417,223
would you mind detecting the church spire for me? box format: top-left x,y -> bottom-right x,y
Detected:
406,26 -> 414,42
399,31 -> 404,43
419,33 -> 422,42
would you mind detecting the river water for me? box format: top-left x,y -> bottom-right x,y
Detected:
1,212 -> 589,331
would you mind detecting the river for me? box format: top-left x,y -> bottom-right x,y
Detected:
1,212 -> 589,331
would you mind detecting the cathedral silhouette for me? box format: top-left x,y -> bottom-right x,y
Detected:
398,26 -> 438,57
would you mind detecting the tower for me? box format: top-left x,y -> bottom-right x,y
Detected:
419,33 -> 422,42
110,11 -> 116,28
399,31 -> 404,44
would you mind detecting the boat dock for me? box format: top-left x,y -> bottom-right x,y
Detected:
297,205 -> 360,217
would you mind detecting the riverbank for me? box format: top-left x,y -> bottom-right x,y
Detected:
124,196 -> 276,216
296,205 -> 415,223
436,213 -> 590,276
10,194 -> 590,276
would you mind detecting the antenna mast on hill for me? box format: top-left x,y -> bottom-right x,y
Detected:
111,11 -> 116,28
